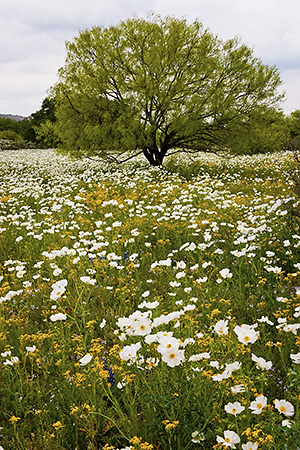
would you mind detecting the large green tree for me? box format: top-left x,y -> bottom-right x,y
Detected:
52,14 -> 284,166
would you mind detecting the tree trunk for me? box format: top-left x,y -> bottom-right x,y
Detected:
143,147 -> 166,166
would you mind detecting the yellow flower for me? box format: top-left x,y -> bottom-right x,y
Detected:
162,420 -> 179,431
52,421 -> 65,430
70,404 -> 80,415
140,443 -> 153,450
9,416 -> 20,424
130,436 -> 141,445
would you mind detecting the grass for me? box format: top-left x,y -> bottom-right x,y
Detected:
0,148 -> 299,450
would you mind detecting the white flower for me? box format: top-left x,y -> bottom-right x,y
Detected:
231,384 -> 246,393
3,356 -> 19,366
225,361 -> 241,372
50,286 -> 66,300
214,319 -> 229,336
141,290 -> 150,297
224,401 -> 245,416
290,352 -> 300,363
50,313 -> 67,322
131,318 -> 152,336
191,430 -> 205,443
138,300 -> 159,309
274,399 -> 294,417
210,361 -> 219,369
242,442 -> 258,450
219,268 -> 233,279
257,315 -> 274,325
52,279 -> 68,289
276,296 -> 287,303
196,277 -> 208,283
119,342 -> 141,361
159,258 -> 172,266
161,348 -> 185,367
80,276 -> 96,285
202,261 -> 211,268
234,324 -> 259,344
157,336 -> 180,354
282,419 -> 292,428
212,361 -> 241,382
99,319 -> 106,328
176,260 -> 186,269
212,372 -> 231,381
189,352 -> 210,361
53,268 -> 62,276
216,430 -> 240,448
3,359 -> 13,366
25,345 -> 36,353
283,323 -> 300,334
276,317 -> 288,328
249,395 -> 267,414
294,306 -> 300,318
79,354 -> 93,366
176,271 -> 185,279
251,353 -> 272,370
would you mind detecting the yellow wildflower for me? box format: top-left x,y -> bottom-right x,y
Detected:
52,421 -> 65,430
9,416 -> 20,424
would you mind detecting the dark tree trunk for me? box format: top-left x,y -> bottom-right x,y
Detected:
143,147 -> 167,166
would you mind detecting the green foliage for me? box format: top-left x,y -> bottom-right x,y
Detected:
0,117 -> 21,134
29,97 -> 58,147
0,130 -> 23,141
0,98 -> 57,147
34,120 -> 60,148
285,110 -> 300,151
224,108 -> 287,155
52,14 -> 284,166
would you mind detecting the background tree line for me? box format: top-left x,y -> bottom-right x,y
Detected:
0,97 -> 57,149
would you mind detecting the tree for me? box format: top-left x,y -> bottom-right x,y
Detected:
285,110 -> 300,151
52,14 -> 284,166
224,107 -> 287,155
28,97 -> 58,146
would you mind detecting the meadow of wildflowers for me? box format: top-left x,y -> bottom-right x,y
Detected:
0,148 -> 299,450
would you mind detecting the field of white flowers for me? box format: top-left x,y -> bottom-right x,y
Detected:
0,148 -> 299,450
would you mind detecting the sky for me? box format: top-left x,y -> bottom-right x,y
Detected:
1,0 -> 300,117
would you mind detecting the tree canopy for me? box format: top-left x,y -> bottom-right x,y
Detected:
52,14 -> 285,166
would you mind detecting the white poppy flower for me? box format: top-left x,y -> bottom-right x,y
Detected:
79,354 -> 93,366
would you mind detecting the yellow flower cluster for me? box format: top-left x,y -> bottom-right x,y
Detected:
162,419 -> 179,431
129,436 -> 153,450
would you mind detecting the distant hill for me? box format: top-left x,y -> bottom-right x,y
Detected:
0,114 -> 27,121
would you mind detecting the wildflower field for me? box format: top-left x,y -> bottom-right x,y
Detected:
0,148 -> 300,450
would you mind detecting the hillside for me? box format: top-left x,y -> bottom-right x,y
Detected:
0,113 -> 27,121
